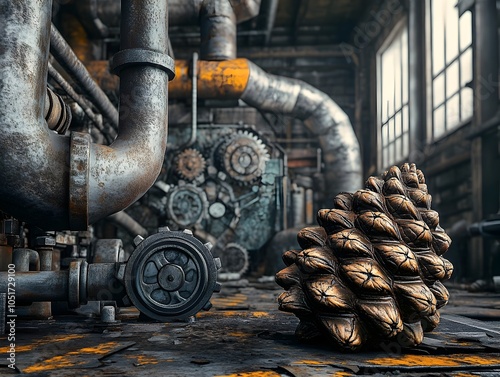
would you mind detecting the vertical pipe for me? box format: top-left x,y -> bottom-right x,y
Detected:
200,0 -> 237,60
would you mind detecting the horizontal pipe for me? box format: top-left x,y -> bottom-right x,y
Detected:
169,59 -> 250,99
0,271 -> 69,303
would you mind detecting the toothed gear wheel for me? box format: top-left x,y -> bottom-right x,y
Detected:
219,130 -> 269,185
167,183 -> 208,228
217,242 -> 249,275
124,229 -> 222,321
174,148 -> 206,181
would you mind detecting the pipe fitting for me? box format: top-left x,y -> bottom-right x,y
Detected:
45,88 -> 72,135
0,0 -> 173,230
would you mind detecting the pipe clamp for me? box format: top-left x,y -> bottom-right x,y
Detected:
110,48 -> 175,80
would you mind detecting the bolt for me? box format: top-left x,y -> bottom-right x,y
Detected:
101,306 -> 116,323
183,229 -> 193,236
133,235 -> 144,246
204,242 -> 213,251
158,226 -> 171,233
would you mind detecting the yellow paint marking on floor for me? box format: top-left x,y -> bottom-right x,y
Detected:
368,354 -> 500,367
251,311 -> 269,318
24,341 -> 120,373
227,331 -> 251,338
332,371 -> 352,377
294,359 -> 327,366
452,373 -> 478,377
214,371 -> 282,377
125,355 -> 160,365
0,334 -> 85,353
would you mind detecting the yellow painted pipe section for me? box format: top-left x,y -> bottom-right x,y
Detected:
169,59 -> 251,99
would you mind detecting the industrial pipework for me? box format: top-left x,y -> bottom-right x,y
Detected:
0,0 -> 174,230
169,59 -> 363,199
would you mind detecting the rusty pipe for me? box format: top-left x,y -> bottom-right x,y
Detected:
169,59 -> 362,197
0,0 -> 173,230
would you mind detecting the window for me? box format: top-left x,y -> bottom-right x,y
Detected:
430,0 -> 473,139
377,24 -> 409,170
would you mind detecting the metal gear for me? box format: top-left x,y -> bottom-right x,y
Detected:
217,242 -> 249,275
124,228 -> 221,321
166,183 -> 208,228
218,130 -> 269,185
174,148 -> 206,181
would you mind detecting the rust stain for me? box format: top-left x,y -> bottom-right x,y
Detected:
0,334 -> 85,353
125,354 -> 163,366
24,341 -> 120,373
368,354 -> 500,367
294,360 -> 327,365
214,372 -> 282,377
332,372 -> 352,377
227,331 -> 251,338
169,59 -> 250,99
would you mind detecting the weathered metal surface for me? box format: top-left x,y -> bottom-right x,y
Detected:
200,0 -> 237,60
4,283 -> 500,376
50,25 -> 119,129
169,59 -> 251,99
276,163 -> 453,351
44,87 -> 72,135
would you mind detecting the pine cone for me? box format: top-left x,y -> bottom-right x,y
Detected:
276,163 -> 452,351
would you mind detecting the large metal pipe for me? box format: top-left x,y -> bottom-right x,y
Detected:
0,0 -> 173,230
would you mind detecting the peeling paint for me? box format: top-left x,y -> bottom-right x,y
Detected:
368,354 -> 500,367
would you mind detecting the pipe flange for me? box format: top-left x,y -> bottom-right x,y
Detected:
124,229 -> 221,321
68,260 -> 81,309
69,132 -> 90,230
110,48 -> 175,81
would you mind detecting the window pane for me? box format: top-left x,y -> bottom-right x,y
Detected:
402,132 -> 409,157
388,117 -> 395,143
383,147 -> 388,168
395,111 -> 402,138
432,0 -> 445,75
394,37 -> 402,110
447,93 -> 460,129
402,105 -> 409,132
389,142 -> 394,165
382,122 -> 389,148
402,28 -> 408,104
461,87 -> 473,120
460,47 -> 472,87
433,73 -> 445,107
446,60 -> 459,98
459,11 -> 472,51
445,0 -> 459,64
395,137 -> 402,162
434,105 -> 446,138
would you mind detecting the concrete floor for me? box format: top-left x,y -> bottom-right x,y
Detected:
3,281 -> 500,376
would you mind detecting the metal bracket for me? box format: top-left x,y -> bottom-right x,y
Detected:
110,48 -> 175,81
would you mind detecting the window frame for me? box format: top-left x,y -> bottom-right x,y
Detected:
426,0 -> 473,142
376,17 -> 410,172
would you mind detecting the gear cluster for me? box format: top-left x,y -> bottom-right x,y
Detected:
218,130 -> 269,185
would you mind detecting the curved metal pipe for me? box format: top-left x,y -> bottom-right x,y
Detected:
13,249 -> 40,272
0,0 -> 171,230
241,61 -> 362,199
168,59 -> 362,198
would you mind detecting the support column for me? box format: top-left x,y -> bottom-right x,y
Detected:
471,0 -> 499,279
